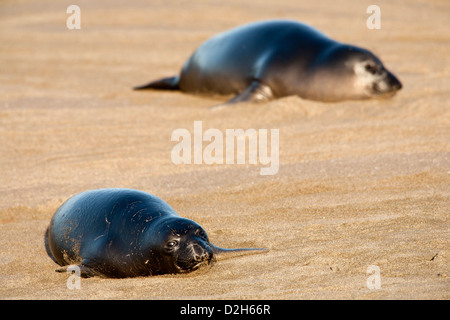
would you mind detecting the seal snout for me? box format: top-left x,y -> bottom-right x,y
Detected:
173,225 -> 214,272
175,240 -> 213,272
189,242 -> 213,269
191,243 -> 210,261
372,69 -> 402,97
388,72 -> 402,91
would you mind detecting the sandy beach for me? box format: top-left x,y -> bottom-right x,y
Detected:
0,0 -> 449,299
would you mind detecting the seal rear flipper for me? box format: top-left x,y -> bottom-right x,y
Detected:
211,81 -> 274,109
133,76 -> 180,90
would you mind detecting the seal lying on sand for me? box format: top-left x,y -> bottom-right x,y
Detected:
45,188 -> 266,278
134,19 -> 402,105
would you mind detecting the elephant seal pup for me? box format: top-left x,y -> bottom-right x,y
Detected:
134,19 -> 402,105
45,188 -> 266,278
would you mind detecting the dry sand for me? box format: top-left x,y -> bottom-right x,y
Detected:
0,0 -> 449,299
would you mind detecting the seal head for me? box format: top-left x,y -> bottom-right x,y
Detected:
307,44 -> 402,101
144,217 -> 214,274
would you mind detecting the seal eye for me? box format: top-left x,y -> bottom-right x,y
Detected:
365,63 -> 378,75
166,240 -> 178,248
195,228 -> 207,240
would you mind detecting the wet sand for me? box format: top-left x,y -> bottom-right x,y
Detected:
0,0 -> 449,299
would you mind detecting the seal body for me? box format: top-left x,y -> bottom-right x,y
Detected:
46,188 -> 263,278
134,20 -> 402,104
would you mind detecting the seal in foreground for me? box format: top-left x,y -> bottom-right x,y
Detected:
45,188 -> 266,278
134,19 -> 402,105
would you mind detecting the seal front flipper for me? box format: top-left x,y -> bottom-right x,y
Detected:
226,81 -> 274,104
133,76 -> 180,90
211,81 -> 274,109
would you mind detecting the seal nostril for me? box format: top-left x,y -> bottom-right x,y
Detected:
387,72 -> 402,91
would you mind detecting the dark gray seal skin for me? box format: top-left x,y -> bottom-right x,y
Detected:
134,19 -> 402,105
45,188 -> 266,278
